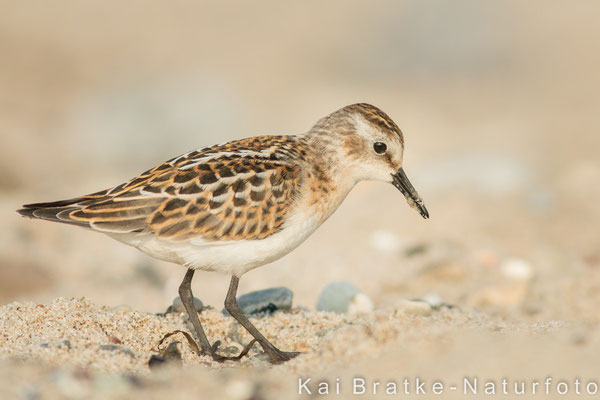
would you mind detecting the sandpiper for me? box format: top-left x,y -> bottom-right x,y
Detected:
18,103 -> 428,363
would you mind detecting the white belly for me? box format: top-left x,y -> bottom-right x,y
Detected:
111,211 -> 321,276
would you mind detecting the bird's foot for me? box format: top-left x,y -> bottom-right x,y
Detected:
264,349 -> 300,364
209,339 -> 258,362
158,330 -> 257,362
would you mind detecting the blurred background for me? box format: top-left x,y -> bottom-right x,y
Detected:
1,1 -> 599,323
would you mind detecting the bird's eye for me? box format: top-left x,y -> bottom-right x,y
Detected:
373,142 -> 387,154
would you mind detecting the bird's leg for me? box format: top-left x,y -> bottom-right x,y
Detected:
224,275 -> 300,364
178,268 -> 213,355
177,268 -> 256,362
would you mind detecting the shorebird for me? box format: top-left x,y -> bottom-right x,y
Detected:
17,103 -> 428,363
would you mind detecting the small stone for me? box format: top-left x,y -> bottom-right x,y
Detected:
500,258 -> 534,282
40,339 -> 71,349
99,344 -> 135,358
148,341 -> 183,370
369,230 -> 403,254
347,293 -> 374,314
161,341 -> 183,364
165,296 -> 204,314
396,299 -> 433,316
223,287 -> 293,316
148,355 -> 166,370
422,293 -> 443,308
404,243 -> 429,257
317,281 -> 372,314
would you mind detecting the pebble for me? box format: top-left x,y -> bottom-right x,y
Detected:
317,281 -> 373,314
395,299 -> 433,316
347,293 -> 374,314
404,243 -> 429,257
369,230 -> 403,254
98,344 -> 135,358
165,296 -> 204,314
222,287 -> 293,316
500,258 -> 534,282
40,339 -> 71,349
422,293 -> 444,308
148,341 -> 183,371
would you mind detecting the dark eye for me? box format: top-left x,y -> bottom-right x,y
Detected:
373,142 -> 387,154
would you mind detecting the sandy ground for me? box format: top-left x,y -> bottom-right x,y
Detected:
2,298 -> 600,399
1,1 -> 600,399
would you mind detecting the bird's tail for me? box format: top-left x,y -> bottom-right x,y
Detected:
17,197 -> 91,228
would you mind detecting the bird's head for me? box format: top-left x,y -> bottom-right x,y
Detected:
309,103 -> 429,219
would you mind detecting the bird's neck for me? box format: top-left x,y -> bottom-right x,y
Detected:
300,132 -> 358,222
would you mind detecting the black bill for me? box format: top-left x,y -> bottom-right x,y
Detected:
391,168 -> 429,219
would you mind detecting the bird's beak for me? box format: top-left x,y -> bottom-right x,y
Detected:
391,168 -> 429,219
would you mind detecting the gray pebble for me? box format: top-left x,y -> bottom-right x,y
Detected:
165,296 -> 204,314
40,339 -> 71,349
99,344 -> 135,358
316,281 -> 360,313
223,287 -> 293,316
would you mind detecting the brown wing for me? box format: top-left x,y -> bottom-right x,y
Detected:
144,159 -> 303,241
18,136 -> 306,241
